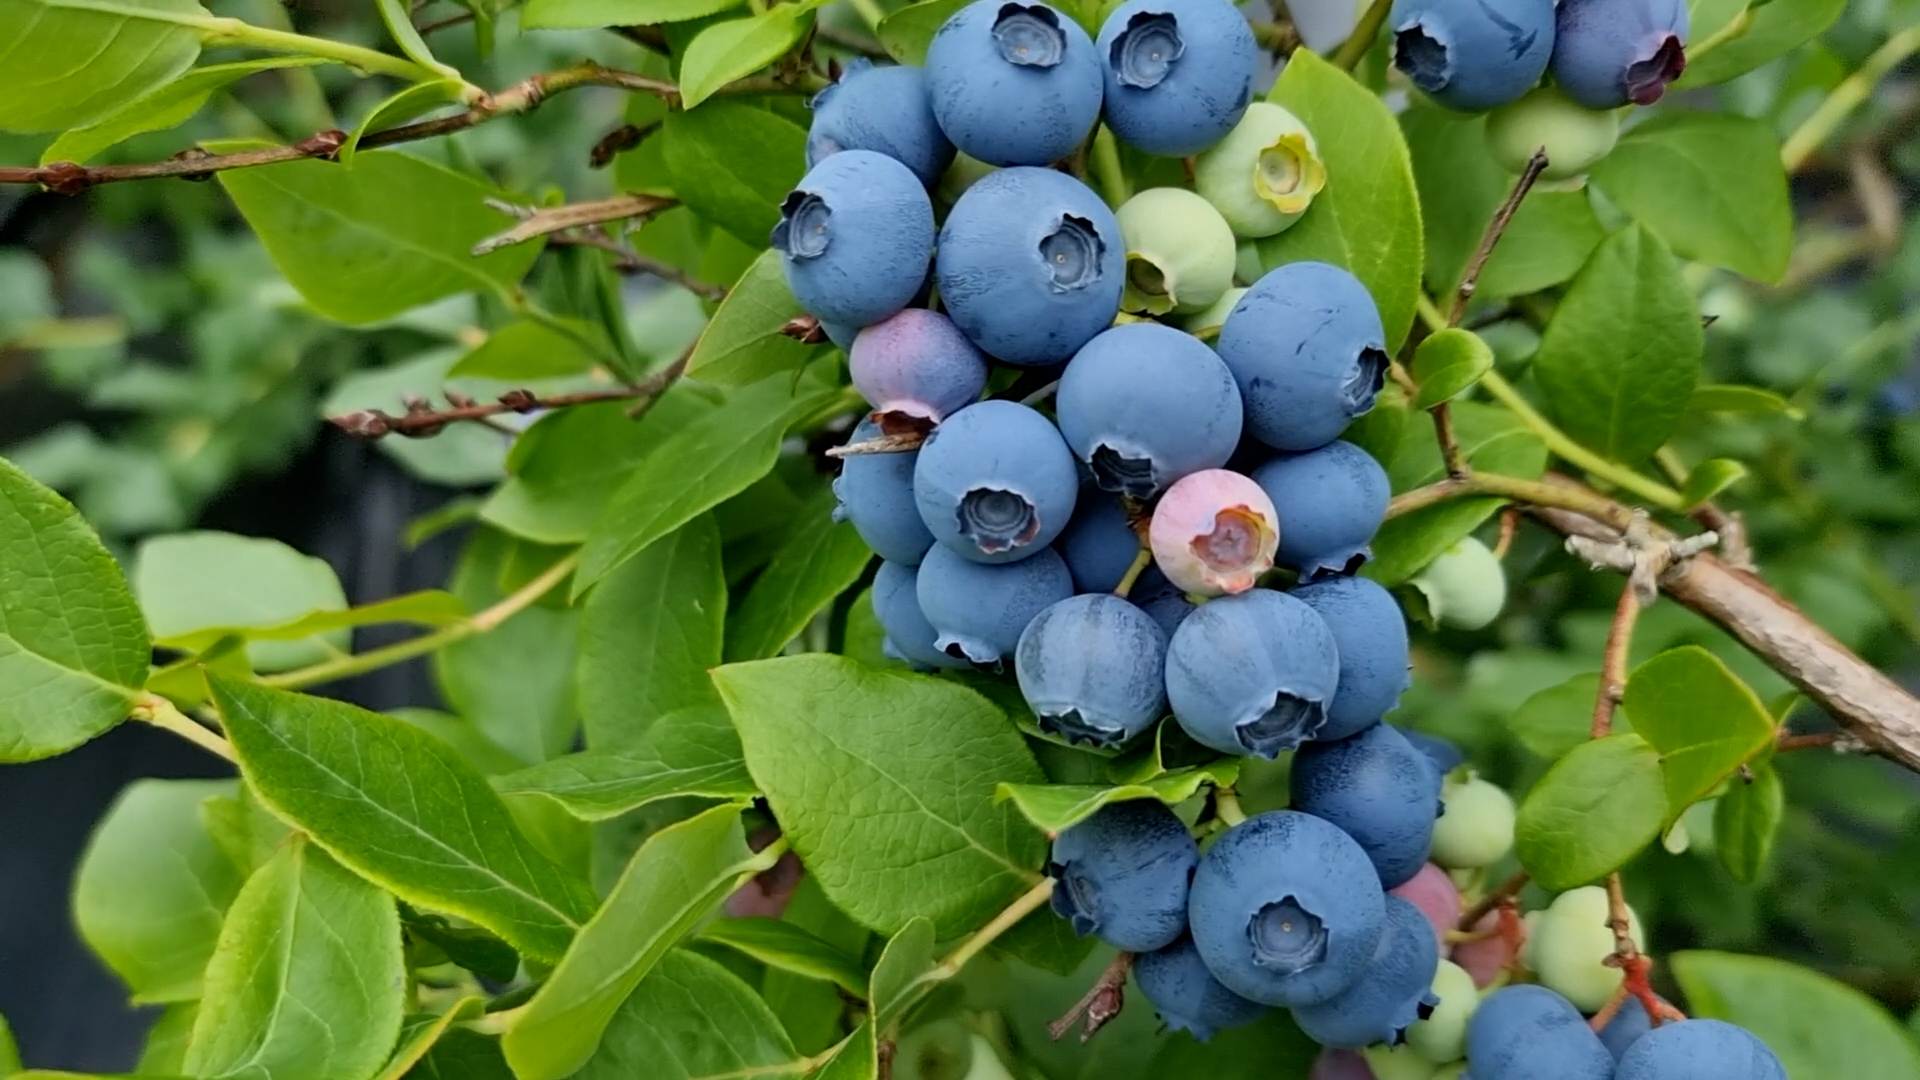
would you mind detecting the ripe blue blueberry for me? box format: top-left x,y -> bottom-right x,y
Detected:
1613,1018 -> 1785,1080
1290,576 -> 1411,741
1250,440 -> 1390,578
935,167 -> 1125,365
821,319 -> 860,350
1096,0 -> 1256,157
850,309 -> 988,433
1187,810 -> 1387,1007
1057,492 -> 1143,593
1291,722 -> 1441,889
1396,727 -> 1465,776
913,400 -> 1080,564
1057,323 -> 1243,498
1133,567 -> 1198,637
807,60 -> 957,188
774,150 -> 934,329
1291,895 -> 1442,1048
871,560 -> 968,670
1133,934 -> 1269,1041
1598,994 -> 1653,1061
925,0 -> 1104,166
915,542 -> 1073,666
1165,588 -> 1340,758
1048,799 -> 1196,951
1551,0 -> 1688,109
1389,0 -> 1556,113
833,418 -> 935,565
1216,262 -> 1388,452
1017,594 -> 1169,748
1466,985 -> 1614,1080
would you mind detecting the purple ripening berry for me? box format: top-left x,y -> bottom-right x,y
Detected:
1550,0 -> 1689,110
849,309 -> 989,434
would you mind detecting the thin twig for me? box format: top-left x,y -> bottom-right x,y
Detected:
1453,150 -> 1550,324
1387,470 -> 1637,531
1592,585 -> 1640,738
1048,951 -> 1135,1043
827,431 -> 927,457
416,10 -> 474,34
134,695 -> 238,762
329,385 -> 650,439
474,193 -> 676,256
624,347 -> 694,420
549,232 -> 729,301
1457,869 -> 1529,932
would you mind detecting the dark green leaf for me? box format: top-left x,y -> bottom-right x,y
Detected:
996,760 -> 1240,834
40,58 -> 327,165
374,0 -> 461,80
662,103 -> 809,246
1622,646 -> 1778,824
494,705 -> 756,820
679,9 -> 813,108
810,1023 -> 877,1080
1474,190 -> 1606,299
1677,0 -> 1847,87
868,917 -> 938,1031
1680,458 -> 1747,508
1146,1013 -> 1322,1076
1671,951 -> 1920,1079
435,528 -> 579,763
522,0 -> 744,26
1510,673 -> 1604,760
574,949 -> 803,1079
684,249 -> 817,388
1514,733 -> 1668,891
1714,763 -> 1783,884
726,496 -> 871,660
341,80 -> 466,165
400,909 -> 520,982
448,320 -> 599,380
134,531 -> 348,673
1411,327 -> 1495,409
699,917 -> 868,994
374,999 -> 485,1080
0,0 -> 206,132
1363,402 -> 1546,584
877,0 -> 970,62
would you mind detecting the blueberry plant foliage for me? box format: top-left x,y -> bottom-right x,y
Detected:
4,0 -> 1920,1075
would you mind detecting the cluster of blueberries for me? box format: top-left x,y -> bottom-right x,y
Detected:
1391,0 -> 1689,113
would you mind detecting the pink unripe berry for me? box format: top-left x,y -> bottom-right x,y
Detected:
849,308 -> 989,434
1390,862 -> 1463,953
1148,469 -> 1279,597
1451,910 -> 1519,988
1309,1047 -> 1376,1080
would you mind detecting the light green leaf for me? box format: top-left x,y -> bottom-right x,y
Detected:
1474,190 -> 1606,299
321,350 -> 509,487
183,838 -> 404,1080
713,655 -> 1048,936
0,1013 -> 17,1075
1714,763 -> 1783,885
149,591 -> 466,657
1362,402 -> 1546,584
373,1000 -> 486,1080
726,495 -> 871,660
1514,733 -> 1668,891
1672,951 -> 1920,1080
868,917 -> 938,1031
502,804 -> 781,1080
679,8 -> 812,109
40,58 -> 328,166
1677,0 -> 1847,87
341,79 -> 467,165
662,103 -> 809,246
208,676 -> 598,964
1510,673 -> 1604,760
522,0 -> 744,26
1687,383 -> 1802,418
1622,645 -> 1778,824
137,1003 -> 197,1074
0,0 -> 208,132
995,760 -> 1240,834
493,705 -> 756,820
1589,110 -> 1793,283
1259,49 -> 1424,349
134,531 -> 348,673
1411,327 -> 1494,410
810,1023 -> 877,1080
402,1029 -> 511,1079
699,917 -> 868,995
1147,1011 -> 1322,1076
1532,224 -> 1703,463
374,0 -> 463,82
573,949 -> 804,1079
219,152 -> 540,324
683,248 -> 817,388
0,457 -> 148,761
1680,458 -> 1747,508
448,320 -> 598,381
877,0 -> 970,62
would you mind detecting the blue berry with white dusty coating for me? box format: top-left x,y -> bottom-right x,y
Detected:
850,309 -> 988,433
1096,0 -> 1256,156
1598,995 -> 1653,1061
1390,0 -> 1556,113
915,542 -> 1073,667
1551,0 -> 1689,109
1056,323 -> 1243,498
1133,567 -> 1198,637
1048,799 -> 1197,951
1250,440 -> 1390,578
913,400 -> 1080,564
1217,262 -> 1388,452
1292,895 -> 1442,1048
834,418 -> 935,565
1057,492 -> 1143,593
936,167 -> 1125,365
1397,727 -> 1464,777
1467,985 -> 1614,1080
1613,1018 -> 1785,1079
1187,810 -> 1387,1007
1017,594 -> 1169,748
1291,722 -> 1441,888
773,150 -> 934,328
807,60 -> 956,188
926,0 -> 1103,166
871,560 -> 968,670
1134,934 -> 1269,1041
1165,588 -> 1339,757
1290,576 -> 1411,741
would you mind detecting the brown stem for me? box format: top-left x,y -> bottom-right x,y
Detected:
1434,402 -> 1469,480
474,193 -> 677,256
416,10 -> 474,33
548,233 -> 728,301
1387,471 -> 1637,531
1592,585 -> 1640,738
1048,951 -> 1134,1043
1457,869 -> 1530,932
1776,731 -> 1845,752
330,385 -> 649,439
1452,149 -> 1550,324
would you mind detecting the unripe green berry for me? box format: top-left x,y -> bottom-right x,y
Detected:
1235,239 -> 1262,286
1521,885 -> 1645,1012
1181,285 -> 1247,341
1194,102 -> 1327,239
1430,774 -> 1516,869
1363,1043 -> 1438,1080
936,152 -> 997,205
1432,1065 -> 1467,1080
1114,187 -> 1237,315
1484,88 -> 1621,182
1411,536 -> 1507,630
1406,960 -> 1478,1064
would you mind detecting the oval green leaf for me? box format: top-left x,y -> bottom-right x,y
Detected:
1713,762 -> 1783,885
678,8 -> 811,109
572,949 -> 803,1079
699,917 -> 869,995
661,104 -> 809,248
0,0 -> 207,133
683,248 -> 818,388
1622,645 -> 1778,825
1672,950 -> 1920,1080
493,705 -> 757,820
1515,732 -> 1668,891
725,494 -> 872,660
1411,327 -> 1495,410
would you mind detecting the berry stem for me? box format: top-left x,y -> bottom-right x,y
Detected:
1456,868 -> 1529,932
1330,0 -> 1393,71
1090,125 -> 1131,208
933,877 -> 1057,976
132,695 -> 238,763
1781,24 -> 1920,173
1113,545 -> 1155,598
1591,584 -> 1640,738
1047,950 -> 1135,1042
1214,790 -> 1248,827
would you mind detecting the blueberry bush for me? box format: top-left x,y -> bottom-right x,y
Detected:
2,0 -> 1919,1075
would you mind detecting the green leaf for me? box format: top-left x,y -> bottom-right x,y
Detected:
374,0 -> 462,81
40,58 -> 328,166
1680,458 -> 1747,508
403,1029 -> 512,1080
1532,225 -> 1703,463
136,1003 -> 198,1074
74,779 -> 242,1003
134,531 -> 348,673
1677,0 -> 1847,87
208,676 -> 598,964
995,760 -> 1240,834
1714,763 -> 1783,885
0,0 -> 207,132
494,705 -> 757,820
218,152 -> 540,324
0,457 -> 148,761
1672,951 -> 1920,1080
877,0 -> 970,62
149,591 -> 466,657
0,1013 -> 16,1075
868,917 -> 938,1031
1687,383 -> 1802,417
1362,402 -> 1547,584
501,804 -> 781,1080
1411,327 -> 1495,409
321,350 -> 509,487
447,320 -> 598,381
1474,190 -> 1607,299
662,103 -> 809,246
1514,733 -> 1668,891
1259,50 -> 1424,350
573,949 -> 803,1079
811,1023 -> 877,1080
576,373 -> 834,593
1146,1012 -> 1323,1077
1589,111 -> 1793,283
340,80 -> 466,165
400,908 -> 519,982
726,496 -> 871,660
182,838 -> 404,1080
684,248 -> 817,388
1622,646 -> 1778,824
699,917 -> 868,995
522,0 -> 743,26
374,1000 -> 485,1080
678,8 -> 812,108
713,655 -> 1048,936
1510,673 -> 1604,760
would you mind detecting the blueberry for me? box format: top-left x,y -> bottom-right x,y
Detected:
915,542 -> 1073,666
1057,324 -> 1243,499
913,400 -> 1080,564
1613,1019 -> 1786,1080
1134,934 -> 1269,1041
1484,87 -> 1621,180
850,309 -> 989,433
1396,726 -> 1466,777
1250,440 -> 1390,578
1057,491 -> 1143,593
1194,102 -> 1327,238
1132,567 -> 1199,637
1550,0 -> 1688,110
1308,1049 -> 1375,1080
1114,188 -> 1239,315
1406,959 -> 1479,1063
1597,994 -> 1652,1061
925,0 -> 1104,166
1466,985 -> 1613,1080
1182,285 -> 1247,341
1522,885 -> 1642,1012
1187,810 -> 1387,1007
774,150 -> 935,328
822,319 -> 861,350
1217,262 -> 1388,452
1292,895 -> 1441,1048
1095,0 -> 1254,156
871,560 -> 969,669
1429,773 -> 1515,870
807,60 -> 957,188
936,167 -> 1125,365
1148,469 -> 1279,597
1165,588 -> 1339,757
1017,593 -> 1169,748
834,418 -> 936,565
1291,722 -> 1441,889
1290,576 -> 1411,741
1048,799 -> 1197,951
1410,536 -> 1507,631
1390,0 -> 1556,113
